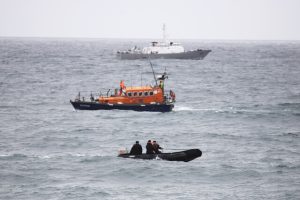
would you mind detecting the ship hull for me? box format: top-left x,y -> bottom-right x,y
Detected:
118,49 -> 211,60
70,100 -> 174,112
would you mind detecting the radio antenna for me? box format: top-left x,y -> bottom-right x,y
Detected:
148,58 -> 157,86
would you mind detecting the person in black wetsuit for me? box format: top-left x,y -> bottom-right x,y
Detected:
146,140 -> 155,154
129,141 -> 142,155
152,140 -> 163,154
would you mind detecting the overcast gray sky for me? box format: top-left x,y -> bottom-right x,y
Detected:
0,0 -> 299,40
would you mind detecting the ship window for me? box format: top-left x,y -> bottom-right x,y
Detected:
139,92 -> 143,96
127,92 -> 132,97
144,92 -> 148,96
149,91 -> 154,96
133,92 -> 137,96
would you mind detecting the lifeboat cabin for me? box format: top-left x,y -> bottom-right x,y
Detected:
70,73 -> 175,112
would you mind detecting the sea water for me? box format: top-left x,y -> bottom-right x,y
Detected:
0,38 -> 300,199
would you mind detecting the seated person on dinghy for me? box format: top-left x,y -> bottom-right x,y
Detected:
146,140 -> 155,154
129,141 -> 143,155
152,140 -> 163,154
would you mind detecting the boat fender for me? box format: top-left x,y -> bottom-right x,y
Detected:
118,148 -> 128,155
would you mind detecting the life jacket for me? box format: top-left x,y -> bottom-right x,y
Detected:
119,81 -> 126,95
120,81 -> 125,89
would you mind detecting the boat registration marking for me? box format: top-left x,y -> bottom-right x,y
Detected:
80,104 -> 90,107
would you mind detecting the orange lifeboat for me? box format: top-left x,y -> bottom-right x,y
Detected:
70,72 -> 175,112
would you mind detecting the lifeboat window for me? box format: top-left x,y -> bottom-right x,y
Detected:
144,92 -> 148,96
133,92 -> 137,96
127,92 -> 132,97
149,91 -> 154,96
139,92 -> 143,96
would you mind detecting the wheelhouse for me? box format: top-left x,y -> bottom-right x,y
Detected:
98,85 -> 165,105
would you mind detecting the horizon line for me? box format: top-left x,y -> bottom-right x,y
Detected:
0,35 -> 300,42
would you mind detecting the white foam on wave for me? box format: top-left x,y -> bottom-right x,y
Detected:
37,153 -> 105,159
174,106 -> 266,114
174,106 -> 223,112
174,106 -> 199,111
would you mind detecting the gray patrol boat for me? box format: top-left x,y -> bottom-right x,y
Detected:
117,24 -> 211,60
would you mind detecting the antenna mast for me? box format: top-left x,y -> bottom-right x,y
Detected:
163,23 -> 167,44
148,58 -> 158,86
140,64 -> 143,87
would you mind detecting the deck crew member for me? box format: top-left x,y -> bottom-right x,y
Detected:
152,141 -> 163,154
119,80 -> 126,96
159,80 -> 164,91
146,140 -> 155,154
129,141 -> 143,155
170,90 -> 176,102
90,93 -> 94,101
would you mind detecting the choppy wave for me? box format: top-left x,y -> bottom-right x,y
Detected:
278,102 -> 300,107
0,153 -> 28,160
275,163 -> 300,170
281,132 -> 300,137
1,39 -> 300,200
